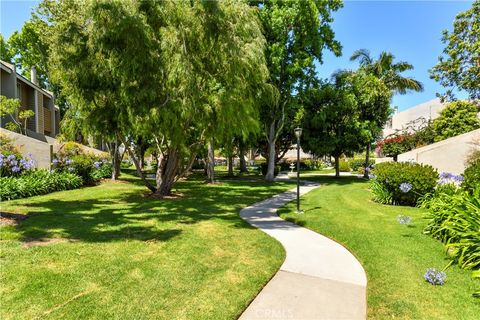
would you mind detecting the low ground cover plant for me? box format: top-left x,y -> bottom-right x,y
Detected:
0,170 -> 82,200
370,162 -> 438,206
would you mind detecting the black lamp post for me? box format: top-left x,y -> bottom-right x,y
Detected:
294,127 -> 302,213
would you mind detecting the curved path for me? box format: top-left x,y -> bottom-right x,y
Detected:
239,179 -> 367,320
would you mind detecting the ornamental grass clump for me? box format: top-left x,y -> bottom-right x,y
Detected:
424,268 -> 446,285
421,186 -> 480,271
370,162 -> 438,206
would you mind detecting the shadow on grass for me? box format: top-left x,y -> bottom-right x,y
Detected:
301,175 -> 366,186
8,175 -> 292,244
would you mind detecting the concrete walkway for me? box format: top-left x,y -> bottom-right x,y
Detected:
239,178 -> 367,320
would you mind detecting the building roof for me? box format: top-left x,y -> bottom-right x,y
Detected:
0,60 -> 54,100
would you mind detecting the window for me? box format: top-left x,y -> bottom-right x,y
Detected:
16,83 -> 22,100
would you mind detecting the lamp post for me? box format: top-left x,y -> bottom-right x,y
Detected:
294,127 -> 302,213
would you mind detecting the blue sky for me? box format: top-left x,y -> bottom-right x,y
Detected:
0,0 -> 474,111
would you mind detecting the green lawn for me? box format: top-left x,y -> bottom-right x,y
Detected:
0,173 -> 292,320
279,175 -> 480,319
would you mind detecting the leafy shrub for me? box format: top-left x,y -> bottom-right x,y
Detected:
54,142 -> 111,185
121,159 -> 133,169
91,161 -> 113,179
0,170 -> 82,200
372,162 -> 438,206
278,159 -> 324,172
338,160 -> 350,172
421,186 -> 480,272
302,159 -> 325,170
462,158 -> 480,193
349,159 -> 375,172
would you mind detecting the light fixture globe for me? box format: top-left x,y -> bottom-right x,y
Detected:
294,127 -> 302,139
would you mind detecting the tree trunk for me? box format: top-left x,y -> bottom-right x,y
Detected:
334,155 -> 340,178
109,139 -> 121,180
265,122 -> 276,182
227,155 -> 234,177
155,149 -> 179,196
239,144 -> 247,173
203,158 -> 208,177
363,143 -> 371,179
393,154 -> 398,162
206,140 -> 215,183
123,141 -> 156,192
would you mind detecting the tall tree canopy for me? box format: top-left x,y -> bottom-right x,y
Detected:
432,101 -> 480,142
349,49 -> 422,176
430,0 -> 480,100
47,0 -> 268,196
249,0 -> 343,181
302,74 -> 364,177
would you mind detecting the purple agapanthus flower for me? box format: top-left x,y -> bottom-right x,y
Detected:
52,158 -> 59,164
7,154 -> 16,161
438,172 -> 464,186
424,268 -> 446,285
399,182 -> 412,193
397,214 -> 412,225
11,166 -> 20,172
94,161 -> 102,169
65,159 -> 74,165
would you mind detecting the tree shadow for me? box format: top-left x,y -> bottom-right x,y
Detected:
300,175 -> 365,186
8,176 -> 291,244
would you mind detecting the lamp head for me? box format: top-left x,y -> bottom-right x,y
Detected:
294,127 -> 302,139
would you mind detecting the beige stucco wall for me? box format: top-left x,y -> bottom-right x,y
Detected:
398,129 -> 480,174
0,127 -> 52,169
383,99 -> 446,137
1,128 -> 108,169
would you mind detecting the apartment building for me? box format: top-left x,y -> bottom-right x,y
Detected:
1,60 -> 60,138
382,98 -> 446,138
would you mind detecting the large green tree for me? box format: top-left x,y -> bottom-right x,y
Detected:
430,0 -> 480,100
350,49 -> 423,176
302,75 -> 364,177
0,35 -> 14,63
249,0 -> 342,181
48,0 -> 268,196
7,19 -> 50,87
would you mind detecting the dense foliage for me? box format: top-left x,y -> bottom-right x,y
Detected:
371,162 -> 438,206
432,101 -> 480,142
348,159 -> 375,172
54,142 -> 111,185
250,0 -> 342,181
302,74 -> 365,177
430,0 -> 480,100
462,158 -> 480,193
0,170 -> 82,200
420,178 -> 480,298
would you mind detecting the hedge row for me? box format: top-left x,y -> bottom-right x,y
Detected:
0,170 -> 83,201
